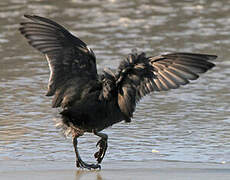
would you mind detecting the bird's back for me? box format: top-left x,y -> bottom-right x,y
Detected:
52,76 -> 98,108
59,79 -> 125,133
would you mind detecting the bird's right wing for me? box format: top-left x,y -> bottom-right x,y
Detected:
19,15 -> 97,97
115,52 -> 216,119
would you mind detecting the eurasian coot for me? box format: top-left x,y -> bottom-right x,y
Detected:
19,15 -> 216,170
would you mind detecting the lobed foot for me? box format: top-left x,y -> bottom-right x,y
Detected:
73,131 -> 108,170
76,159 -> 101,170
94,136 -> 108,163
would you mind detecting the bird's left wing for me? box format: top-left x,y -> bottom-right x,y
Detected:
19,15 -> 97,97
115,52 -> 216,119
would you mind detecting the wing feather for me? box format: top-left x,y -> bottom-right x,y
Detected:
116,52 -> 216,118
19,15 -> 97,100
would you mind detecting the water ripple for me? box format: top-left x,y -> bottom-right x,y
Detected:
0,0 -> 230,165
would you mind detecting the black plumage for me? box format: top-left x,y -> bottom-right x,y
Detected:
19,15 -> 216,169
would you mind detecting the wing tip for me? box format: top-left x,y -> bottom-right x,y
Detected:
208,54 -> 218,60
24,14 -> 41,20
24,14 -> 39,21
24,14 -> 31,18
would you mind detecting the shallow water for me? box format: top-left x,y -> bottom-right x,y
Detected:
0,0 -> 230,166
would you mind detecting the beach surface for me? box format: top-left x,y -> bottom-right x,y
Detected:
1,160 -> 229,180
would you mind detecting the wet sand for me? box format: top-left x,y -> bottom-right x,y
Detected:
0,160 -> 229,180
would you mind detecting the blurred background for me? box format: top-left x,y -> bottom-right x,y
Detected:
0,0 -> 230,167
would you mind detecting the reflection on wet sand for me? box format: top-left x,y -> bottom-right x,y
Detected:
75,170 -> 102,180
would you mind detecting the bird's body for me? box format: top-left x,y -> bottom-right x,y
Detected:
60,80 -> 125,134
19,15 -> 217,170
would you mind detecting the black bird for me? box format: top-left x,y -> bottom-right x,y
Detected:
19,15 -> 216,170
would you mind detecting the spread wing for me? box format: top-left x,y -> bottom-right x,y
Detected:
116,52 -> 216,118
19,15 -> 97,96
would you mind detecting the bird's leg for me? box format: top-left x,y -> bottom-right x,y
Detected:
73,135 -> 101,170
93,130 -> 108,164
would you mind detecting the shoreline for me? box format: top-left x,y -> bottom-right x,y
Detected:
1,160 -> 230,180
